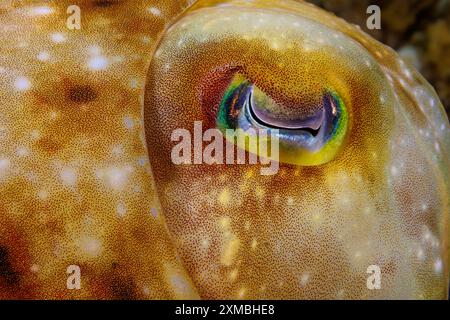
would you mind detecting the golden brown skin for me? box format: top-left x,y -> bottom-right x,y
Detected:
0,0 -> 198,299
144,0 -> 449,299
0,0 -> 448,299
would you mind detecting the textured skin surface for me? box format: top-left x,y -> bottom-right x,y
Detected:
0,0 -> 448,299
0,0 -> 198,299
144,0 -> 449,299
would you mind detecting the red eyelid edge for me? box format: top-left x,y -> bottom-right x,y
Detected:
197,64 -> 244,129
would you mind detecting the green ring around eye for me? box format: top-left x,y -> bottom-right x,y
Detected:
216,74 -> 349,166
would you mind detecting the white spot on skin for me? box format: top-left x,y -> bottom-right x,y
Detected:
88,56 -> 109,71
18,41 -> 28,48
30,130 -> 40,140
154,49 -> 162,58
177,39 -> 185,48
147,7 -> 161,16
49,111 -> 59,120
434,259 -> 443,274
390,165 -> 398,176
169,272 -> 193,297
95,165 -> 133,191
80,236 -> 102,258
112,56 -> 124,63
111,145 -> 124,157
137,157 -> 147,166
434,142 -> 440,153
30,264 -> 40,273
339,196 -> 350,207
270,40 -> 281,50
416,248 -> 425,261
336,289 -> 345,299
402,66 -> 413,79
37,51 -> 50,62
237,287 -> 246,298
300,273 -> 310,287
87,45 -> 102,56
142,36 -> 152,44
14,76 -> 31,91
133,185 -> 141,193
60,167 -> 77,187
201,238 -> 209,249
37,190 -> 49,200
429,97 -> 436,108
150,208 -> 158,218
251,239 -> 257,250
129,78 -> 139,89
422,227 -> 432,242
50,32 -> 66,43
421,203 -> 428,212
16,146 -> 29,157
0,158 -> 11,179
117,202 -> 127,217
432,239 -> 440,249
123,116 -> 134,129
28,6 -> 54,16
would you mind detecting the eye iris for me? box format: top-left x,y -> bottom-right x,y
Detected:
248,87 -> 324,137
322,90 -> 348,152
216,74 -> 349,165
217,74 -> 251,131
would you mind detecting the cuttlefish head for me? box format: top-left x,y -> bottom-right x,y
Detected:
144,0 -> 449,299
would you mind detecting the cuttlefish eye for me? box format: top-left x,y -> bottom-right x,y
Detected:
147,0 -> 395,171
145,0 -> 449,299
217,73 -> 349,165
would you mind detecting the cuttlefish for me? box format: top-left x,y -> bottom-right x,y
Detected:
0,0 -> 448,299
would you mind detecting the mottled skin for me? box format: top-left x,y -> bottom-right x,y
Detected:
0,0 -> 448,299
0,0 -> 198,299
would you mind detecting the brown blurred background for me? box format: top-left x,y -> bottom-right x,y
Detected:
308,0 -> 450,118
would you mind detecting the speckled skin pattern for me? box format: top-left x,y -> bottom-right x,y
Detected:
0,0 -> 198,300
0,0 -> 449,299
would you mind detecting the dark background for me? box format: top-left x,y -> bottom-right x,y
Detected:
308,0 -> 450,117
